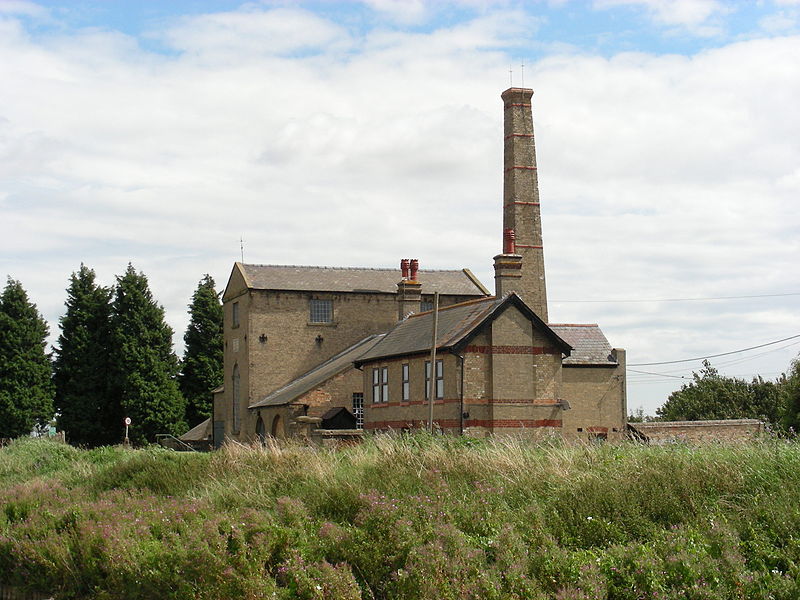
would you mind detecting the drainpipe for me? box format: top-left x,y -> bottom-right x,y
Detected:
454,351 -> 465,435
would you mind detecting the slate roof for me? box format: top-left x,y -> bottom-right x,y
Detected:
250,334 -> 384,408
355,293 -> 572,365
239,264 -> 489,296
180,418 -> 211,442
549,324 -> 617,366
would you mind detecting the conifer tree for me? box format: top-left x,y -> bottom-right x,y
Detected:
0,278 -> 54,439
53,265 -> 115,446
180,275 -> 223,427
109,265 -> 186,444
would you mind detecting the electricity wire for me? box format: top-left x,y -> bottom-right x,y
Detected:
627,334 -> 800,367
552,292 -> 800,304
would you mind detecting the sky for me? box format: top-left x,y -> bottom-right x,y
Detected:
2,0 -> 799,416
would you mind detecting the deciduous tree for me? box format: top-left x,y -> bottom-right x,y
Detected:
0,278 -> 54,438
656,360 -> 785,425
180,275 -> 223,427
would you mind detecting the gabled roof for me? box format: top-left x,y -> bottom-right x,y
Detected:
250,334 -> 384,408
549,324 -> 618,366
354,293 -> 571,365
235,263 -> 489,296
180,418 -> 211,441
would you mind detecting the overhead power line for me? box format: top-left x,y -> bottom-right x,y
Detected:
628,334 -> 800,367
627,368 -> 688,380
553,292 -> 800,304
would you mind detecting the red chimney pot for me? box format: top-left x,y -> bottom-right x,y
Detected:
409,259 -> 419,281
400,259 -> 410,279
503,228 -> 516,254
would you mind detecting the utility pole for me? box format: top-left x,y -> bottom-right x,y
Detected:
428,292 -> 439,433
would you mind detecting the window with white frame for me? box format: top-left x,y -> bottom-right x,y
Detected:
402,363 -> 409,401
352,393 -> 364,429
372,366 -> 389,403
372,368 -> 381,403
425,359 -> 444,400
381,367 -> 389,403
309,298 -> 333,323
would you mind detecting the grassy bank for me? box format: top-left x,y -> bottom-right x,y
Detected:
2,435 -> 800,599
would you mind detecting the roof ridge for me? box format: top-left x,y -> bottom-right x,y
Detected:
549,323 -> 599,327
242,263 -> 466,273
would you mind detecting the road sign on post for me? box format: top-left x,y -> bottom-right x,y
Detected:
124,417 -> 131,446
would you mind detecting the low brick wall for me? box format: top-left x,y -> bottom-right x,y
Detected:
629,419 -> 764,444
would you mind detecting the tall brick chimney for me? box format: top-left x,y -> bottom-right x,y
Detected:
494,87 -> 548,321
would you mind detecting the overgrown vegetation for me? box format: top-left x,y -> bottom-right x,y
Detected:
3,435 -> 800,599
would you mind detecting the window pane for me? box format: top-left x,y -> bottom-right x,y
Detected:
309,299 -> 333,323
424,361 -> 430,399
352,393 -> 364,429
232,302 -> 240,328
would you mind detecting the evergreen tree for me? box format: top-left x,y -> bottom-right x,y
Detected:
0,278 -> 54,438
180,275 -> 223,427
109,265 -> 186,444
53,265 -> 115,446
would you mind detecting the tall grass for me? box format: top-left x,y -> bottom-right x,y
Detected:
2,435 -> 800,598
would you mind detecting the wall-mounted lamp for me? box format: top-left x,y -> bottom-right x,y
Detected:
258,333 -> 268,344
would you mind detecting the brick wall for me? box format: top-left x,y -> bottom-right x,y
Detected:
561,349 -> 627,442
630,419 -> 764,444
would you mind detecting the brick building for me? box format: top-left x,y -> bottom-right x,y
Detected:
209,87 -> 627,446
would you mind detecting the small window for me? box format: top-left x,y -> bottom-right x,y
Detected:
352,393 -> 364,429
425,360 -> 444,400
309,299 -> 333,323
420,300 -> 433,312
372,368 -> 381,403
402,363 -> 409,401
381,367 -> 389,403
232,301 -> 240,328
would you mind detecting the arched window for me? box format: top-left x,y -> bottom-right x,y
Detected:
232,364 -> 241,433
271,414 -> 284,439
255,414 -> 266,443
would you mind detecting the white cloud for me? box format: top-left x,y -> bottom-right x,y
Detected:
594,0 -> 728,35
360,0 -> 430,25
0,0 -> 48,18
159,6 -> 351,59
